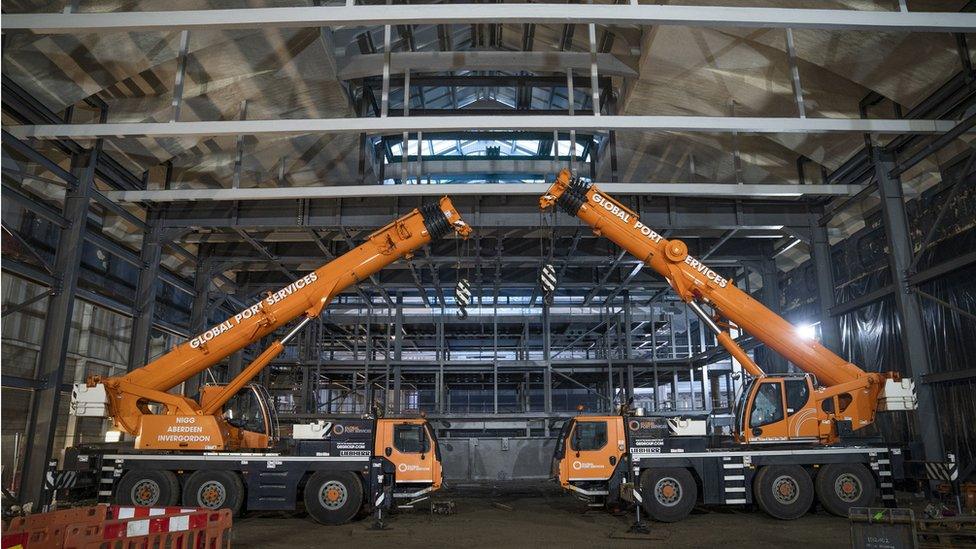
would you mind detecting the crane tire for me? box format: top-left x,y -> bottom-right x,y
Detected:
304,471 -> 364,525
182,470 -> 245,516
115,470 -> 180,507
753,465 -> 814,520
639,467 -> 697,522
815,463 -> 876,517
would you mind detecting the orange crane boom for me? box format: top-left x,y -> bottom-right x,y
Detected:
541,170 -> 913,443
73,197 -> 472,450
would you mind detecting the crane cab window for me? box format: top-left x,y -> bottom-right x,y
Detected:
571,421 -> 608,452
223,388 -> 269,434
394,424 -> 429,453
785,379 -> 810,415
749,382 -> 784,428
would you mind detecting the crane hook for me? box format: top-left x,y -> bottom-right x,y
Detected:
455,278 -> 471,320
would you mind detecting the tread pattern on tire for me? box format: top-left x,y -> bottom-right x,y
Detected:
753,465 -> 814,521
639,467 -> 698,523
814,463 -> 876,517
303,471 -> 364,525
182,470 -> 246,516
115,470 -> 180,507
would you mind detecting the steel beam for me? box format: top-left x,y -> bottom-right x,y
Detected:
8,116 -> 958,141
6,5 -> 975,34
126,208 -> 163,371
19,146 -> 97,506
874,149 -> 943,462
809,210 -> 842,352
758,254 -> 788,373
184,245 -> 214,396
339,51 -> 636,80
104,182 -> 861,203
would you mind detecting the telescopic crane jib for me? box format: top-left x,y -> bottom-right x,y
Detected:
540,170 -> 915,444
72,197 -> 472,451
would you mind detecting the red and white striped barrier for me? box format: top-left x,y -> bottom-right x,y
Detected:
2,504 -> 232,549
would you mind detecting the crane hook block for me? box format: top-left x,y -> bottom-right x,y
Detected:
455,278 -> 471,320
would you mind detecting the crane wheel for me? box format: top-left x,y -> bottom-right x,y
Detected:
753,465 -> 814,520
303,471 -> 364,525
115,470 -> 180,507
639,467 -> 697,522
814,463 -> 876,517
182,470 -> 245,516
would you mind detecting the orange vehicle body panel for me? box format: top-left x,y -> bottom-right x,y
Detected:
541,170 -> 890,445
374,419 -> 442,488
558,416 -> 625,485
89,198 -> 471,451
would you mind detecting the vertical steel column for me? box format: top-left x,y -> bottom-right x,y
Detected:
401,69 -> 410,184
436,312 -> 444,413
493,294 -> 499,414
699,319 -> 712,411
393,292 -> 403,414
874,150 -> 944,462
651,326 -> 659,411
64,303 -> 94,447
566,70 -> 577,173
126,207 -> 163,371
364,312 -> 372,412
671,369 -> 679,411
20,145 -> 98,505
588,23 -> 600,116
623,292 -> 635,403
684,305 -> 695,407
381,25 -> 391,118
759,255 -> 788,373
809,209 -> 842,352
225,275 -> 246,381
604,309 -> 615,412
543,305 -> 553,415
184,244 -> 213,397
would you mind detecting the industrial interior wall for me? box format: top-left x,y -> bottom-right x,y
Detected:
782,157 -> 976,467
0,274 -> 184,490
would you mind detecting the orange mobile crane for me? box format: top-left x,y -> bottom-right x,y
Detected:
59,198 -> 471,524
540,170 -> 917,522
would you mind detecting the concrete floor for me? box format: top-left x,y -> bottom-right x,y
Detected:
232,484 -> 850,548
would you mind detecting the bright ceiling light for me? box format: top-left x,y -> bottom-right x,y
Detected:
797,323 -> 817,340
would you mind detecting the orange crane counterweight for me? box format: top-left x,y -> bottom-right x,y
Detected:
541,170 -> 915,444
72,197 -> 472,451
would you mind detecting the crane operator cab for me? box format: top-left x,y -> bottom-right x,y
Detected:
732,371 -> 914,445
732,374 -> 823,444
206,384 -> 279,448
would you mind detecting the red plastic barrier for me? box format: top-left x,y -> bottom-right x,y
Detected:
2,504 -> 232,549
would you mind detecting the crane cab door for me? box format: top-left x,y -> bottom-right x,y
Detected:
740,376 -> 819,443
374,419 -> 442,488
557,416 -> 624,484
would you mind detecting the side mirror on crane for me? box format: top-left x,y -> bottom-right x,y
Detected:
574,427 -> 582,458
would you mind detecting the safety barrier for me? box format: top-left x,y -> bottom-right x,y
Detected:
2,504 -> 232,548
